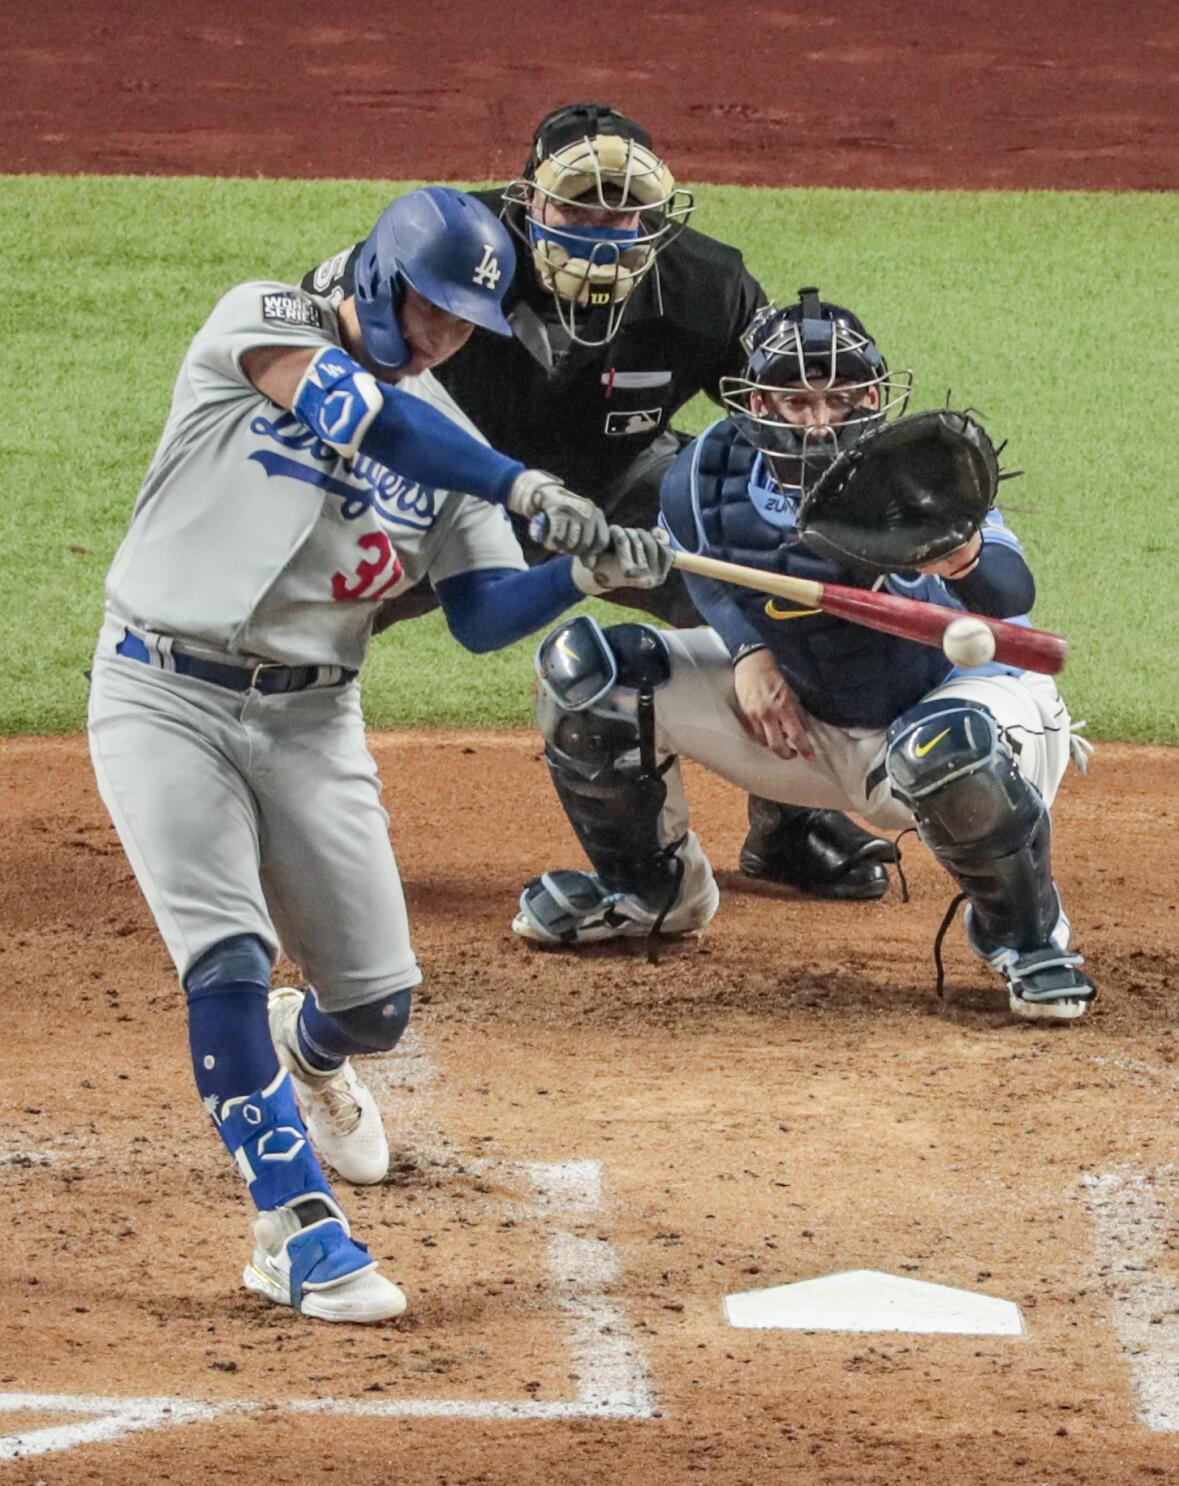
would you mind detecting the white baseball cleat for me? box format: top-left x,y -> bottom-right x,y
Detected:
967,910 -> 1096,1023
269,988 -> 390,1184
243,1200 -> 406,1323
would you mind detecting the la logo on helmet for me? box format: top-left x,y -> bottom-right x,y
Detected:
473,244 -> 502,290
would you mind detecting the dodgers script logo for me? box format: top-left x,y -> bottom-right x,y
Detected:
247,411 -> 438,531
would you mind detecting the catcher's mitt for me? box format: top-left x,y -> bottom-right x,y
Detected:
797,409 -> 1000,573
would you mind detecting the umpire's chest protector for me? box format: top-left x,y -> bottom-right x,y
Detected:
687,422 -> 954,729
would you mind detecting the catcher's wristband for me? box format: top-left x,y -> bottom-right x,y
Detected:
731,642 -> 768,666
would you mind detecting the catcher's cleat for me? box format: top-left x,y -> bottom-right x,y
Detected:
512,866 -> 719,946
269,988 -> 390,1185
243,1199 -> 406,1323
738,803 -> 895,901
967,912 -> 1096,1023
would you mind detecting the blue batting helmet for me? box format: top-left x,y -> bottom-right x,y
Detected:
354,186 -> 516,370
720,287 -> 912,490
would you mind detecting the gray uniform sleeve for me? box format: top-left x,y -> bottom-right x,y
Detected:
185,282 -> 340,399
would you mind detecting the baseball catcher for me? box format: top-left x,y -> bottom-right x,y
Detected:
512,287 -> 1095,1024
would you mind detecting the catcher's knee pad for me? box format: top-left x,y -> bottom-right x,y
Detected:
534,616 -> 677,899
536,615 -> 670,736
184,933 -> 273,1000
885,701 -> 1043,858
303,987 -> 412,1059
886,700 -> 1059,951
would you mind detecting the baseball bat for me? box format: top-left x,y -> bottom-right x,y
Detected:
670,550 -> 1067,675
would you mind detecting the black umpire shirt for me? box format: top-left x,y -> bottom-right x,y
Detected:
301,188 -> 765,499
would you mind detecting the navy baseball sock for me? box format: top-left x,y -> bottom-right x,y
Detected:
297,986 -> 361,1069
297,986 -> 412,1068
187,986 -> 278,1108
296,990 -> 356,1071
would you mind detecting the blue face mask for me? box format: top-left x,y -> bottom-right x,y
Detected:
527,220 -> 641,262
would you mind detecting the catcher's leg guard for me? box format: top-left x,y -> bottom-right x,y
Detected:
739,798 -> 896,900
886,701 -> 1094,1021
515,617 -> 718,946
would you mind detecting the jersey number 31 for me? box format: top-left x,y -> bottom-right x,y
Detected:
332,531 -> 404,602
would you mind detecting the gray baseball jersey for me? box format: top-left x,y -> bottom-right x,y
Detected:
90,280 -> 527,1005
105,281 -> 524,669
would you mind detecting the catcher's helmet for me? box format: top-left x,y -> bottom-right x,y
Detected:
502,102 -> 694,347
354,186 -> 515,370
720,287 -> 912,490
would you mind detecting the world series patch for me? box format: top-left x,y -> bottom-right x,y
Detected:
261,292 -> 323,328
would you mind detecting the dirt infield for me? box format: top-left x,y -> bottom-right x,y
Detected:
2,734 -> 1178,1483
5,2 -> 1179,1480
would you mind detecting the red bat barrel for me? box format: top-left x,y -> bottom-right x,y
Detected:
818,582 -> 1067,675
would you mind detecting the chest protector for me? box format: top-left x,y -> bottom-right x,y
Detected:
689,421 -> 954,731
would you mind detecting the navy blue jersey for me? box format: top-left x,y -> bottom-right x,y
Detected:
660,420 -> 1036,730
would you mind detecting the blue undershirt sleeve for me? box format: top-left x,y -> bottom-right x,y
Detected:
434,563 -> 584,654
949,542 -> 1036,618
682,571 -> 765,658
358,389 -> 526,506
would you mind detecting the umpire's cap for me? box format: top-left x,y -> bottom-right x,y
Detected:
527,102 -> 653,176
354,187 -> 515,370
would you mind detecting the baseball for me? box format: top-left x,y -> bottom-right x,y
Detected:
942,616 -> 997,667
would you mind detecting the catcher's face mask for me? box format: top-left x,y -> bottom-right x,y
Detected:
721,294 -> 912,491
503,126 -> 694,346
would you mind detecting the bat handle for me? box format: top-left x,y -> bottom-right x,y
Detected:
528,512 -> 551,544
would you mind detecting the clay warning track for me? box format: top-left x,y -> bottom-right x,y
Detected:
4,0 -> 1177,189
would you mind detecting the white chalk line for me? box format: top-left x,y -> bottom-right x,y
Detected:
1,1033 -> 654,1459
0,1396 -> 218,1461
1083,1164 -> 1179,1432
1091,1054 -> 1179,1093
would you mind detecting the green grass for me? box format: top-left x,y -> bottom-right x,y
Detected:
2,177 -> 1177,739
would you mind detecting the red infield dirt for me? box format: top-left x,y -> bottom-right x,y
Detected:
4,3 -> 1179,1482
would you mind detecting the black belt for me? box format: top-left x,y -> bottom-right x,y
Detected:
115,630 -> 356,695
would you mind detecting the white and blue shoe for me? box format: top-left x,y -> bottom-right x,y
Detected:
243,1197 -> 406,1323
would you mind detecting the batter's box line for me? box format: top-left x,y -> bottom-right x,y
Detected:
1082,1162 -> 1179,1434
0,1158 -> 655,1461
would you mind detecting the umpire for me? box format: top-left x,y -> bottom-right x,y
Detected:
303,101 -> 894,899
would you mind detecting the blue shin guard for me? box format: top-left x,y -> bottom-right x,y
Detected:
219,1070 -> 384,1308
217,1067 -> 335,1213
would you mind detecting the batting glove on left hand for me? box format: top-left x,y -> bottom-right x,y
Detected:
572,526 -> 674,595
508,470 -> 610,558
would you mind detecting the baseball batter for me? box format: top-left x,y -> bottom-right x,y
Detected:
513,291 -> 1096,1022
301,101 -> 897,903
88,186 -> 670,1324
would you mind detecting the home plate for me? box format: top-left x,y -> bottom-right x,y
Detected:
724,1269 -> 1024,1335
